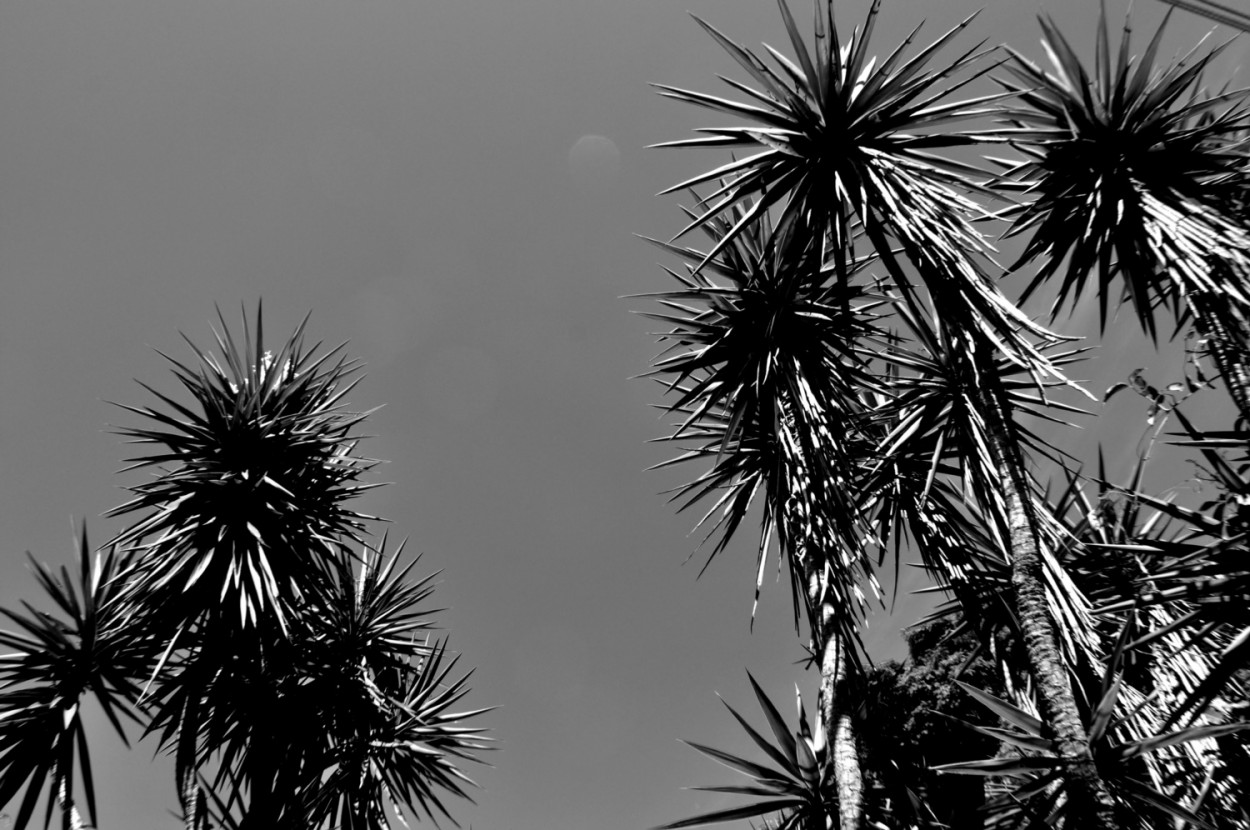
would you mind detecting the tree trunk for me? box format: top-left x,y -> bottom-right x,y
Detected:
779,387 -> 868,830
238,723 -> 283,830
182,774 -> 209,830
978,355 -> 1119,828
809,572 -> 864,830
182,773 -> 199,830
55,774 -> 84,830
821,632 -> 863,830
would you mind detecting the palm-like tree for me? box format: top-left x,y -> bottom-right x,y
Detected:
106,308 -> 379,634
996,7 -> 1250,421
651,0 -> 1054,373
644,206 -> 882,829
1046,457 -> 1250,827
0,308 -> 488,829
0,534 -> 148,830
988,9 -> 1250,809
647,1 -> 1120,824
911,368 -> 1250,827
1094,402 -> 1250,729
866,295 -> 1130,824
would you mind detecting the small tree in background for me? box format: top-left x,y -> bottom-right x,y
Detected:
857,621 -> 1004,829
0,307 -> 489,830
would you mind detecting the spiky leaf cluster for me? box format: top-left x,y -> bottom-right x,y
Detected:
867,296 -> 1103,677
108,309 -> 379,632
0,309 -> 488,830
644,2 -> 1250,827
999,7 -> 1250,336
654,0 -> 1061,371
643,205 -> 883,641
940,634 -> 1248,830
658,676 -> 836,830
0,536 -> 149,830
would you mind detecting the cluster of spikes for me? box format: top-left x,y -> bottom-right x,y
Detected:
644,0 -> 1250,827
107,307 -> 381,632
0,306 -> 490,830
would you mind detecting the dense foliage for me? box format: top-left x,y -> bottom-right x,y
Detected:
0,309 -> 489,830
857,622 -> 1004,828
643,1 -> 1250,828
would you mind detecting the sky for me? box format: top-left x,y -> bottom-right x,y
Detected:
0,1 -> 1244,829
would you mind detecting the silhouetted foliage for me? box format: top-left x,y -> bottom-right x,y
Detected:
0,309 -> 489,830
858,621 -> 1004,829
645,1 -> 1250,828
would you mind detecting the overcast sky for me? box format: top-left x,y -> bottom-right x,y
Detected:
0,1 -> 1242,829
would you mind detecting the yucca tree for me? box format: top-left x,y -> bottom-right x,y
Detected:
0,534 -> 149,830
863,294 -> 1130,825
996,6 -> 1250,422
644,204 -> 884,829
867,293 -> 1095,662
914,358 -> 1250,828
106,308 -> 380,635
930,431 -> 1238,822
647,1 -> 1121,824
651,0 -> 1056,372
0,307 -> 488,829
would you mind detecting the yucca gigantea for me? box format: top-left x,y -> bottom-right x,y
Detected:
643,204 -> 884,829
652,0 -> 1058,376
1042,457 -> 1250,827
997,7 -> 1250,421
1,307 -> 488,830
865,292 -> 1127,826
109,308 -> 487,828
0,534 -> 149,830
647,1 -> 1123,824
107,305 -> 380,634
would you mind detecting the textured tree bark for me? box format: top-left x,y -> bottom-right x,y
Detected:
780,387 -> 867,830
182,773 -> 201,830
809,571 -> 864,830
56,772 -> 84,830
978,359 -> 1119,829
821,631 -> 863,830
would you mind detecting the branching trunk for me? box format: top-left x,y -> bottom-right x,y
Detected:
978,354 -> 1119,828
